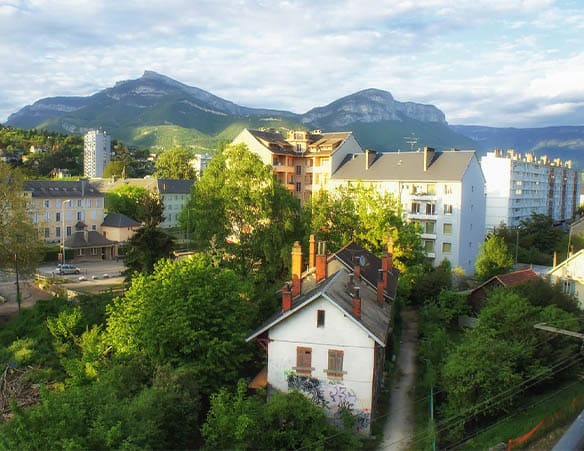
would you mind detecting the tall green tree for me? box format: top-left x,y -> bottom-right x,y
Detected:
107,255 -> 256,396
122,191 -> 173,276
474,235 -> 514,281
306,183 -> 424,270
105,184 -> 151,221
184,143 -> 302,279
155,146 -> 196,179
0,163 -> 43,310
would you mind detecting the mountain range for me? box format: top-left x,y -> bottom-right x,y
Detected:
6,71 -> 584,167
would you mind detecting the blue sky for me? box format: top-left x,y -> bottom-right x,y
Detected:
1,0 -> 583,127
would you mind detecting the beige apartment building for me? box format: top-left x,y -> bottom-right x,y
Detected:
23,180 -> 105,244
232,128 -> 363,202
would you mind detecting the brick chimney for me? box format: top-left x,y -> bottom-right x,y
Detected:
423,146 -> 435,172
291,241 -> 302,297
309,234 -> 316,269
282,283 -> 292,312
381,252 -> 392,288
352,286 -> 361,320
315,241 -> 327,282
353,256 -> 361,281
377,269 -> 385,304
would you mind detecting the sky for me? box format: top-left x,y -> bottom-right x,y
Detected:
1,0 -> 583,128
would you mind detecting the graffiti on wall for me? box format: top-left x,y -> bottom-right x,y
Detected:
286,373 -> 371,431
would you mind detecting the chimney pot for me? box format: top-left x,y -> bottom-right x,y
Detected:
352,286 -> 361,319
282,283 -> 292,312
291,241 -> 302,296
315,241 -> 327,282
309,234 -> 316,269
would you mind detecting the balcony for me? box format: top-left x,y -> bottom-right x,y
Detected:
408,213 -> 438,221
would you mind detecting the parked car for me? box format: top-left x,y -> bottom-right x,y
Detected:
56,264 -> 80,275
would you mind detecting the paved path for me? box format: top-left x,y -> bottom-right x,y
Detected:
380,308 -> 419,450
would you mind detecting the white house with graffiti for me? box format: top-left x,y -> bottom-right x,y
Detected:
247,238 -> 398,434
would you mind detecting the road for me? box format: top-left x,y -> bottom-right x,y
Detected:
380,308 -> 419,450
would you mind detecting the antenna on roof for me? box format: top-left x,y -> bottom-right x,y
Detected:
403,132 -> 418,151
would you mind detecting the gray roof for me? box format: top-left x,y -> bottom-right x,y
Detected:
246,128 -> 354,157
157,178 -> 195,194
64,229 -> 117,248
332,242 -> 399,301
332,150 -> 476,182
247,268 -> 392,346
102,212 -> 141,228
23,180 -> 103,198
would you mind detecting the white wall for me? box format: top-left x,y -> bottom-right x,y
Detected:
232,129 -> 274,166
481,154 -> 511,230
331,134 -> 363,173
268,296 -> 376,432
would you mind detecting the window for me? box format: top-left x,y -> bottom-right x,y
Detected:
327,350 -> 344,379
563,279 -> 575,295
66,226 -> 72,237
317,310 -> 325,328
295,182 -> 301,193
444,184 -> 453,194
87,199 -> 92,208
91,224 -> 97,231
77,200 -> 82,207
56,212 -> 61,222
296,165 -> 302,175
77,211 -> 82,221
423,240 -> 435,253
443,223 -> 452,235
422,221 -> 435,234
56,226 -> 61,238
44,228 -> 50,239
411,202 -> 421,214
442,242 -> 452,253
295,347 -> 312,375
78,249 -> 84,256
444,204 -> 453,215
43,200 -> 50,208
426,203 -> 436,215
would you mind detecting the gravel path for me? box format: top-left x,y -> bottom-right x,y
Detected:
380,308 -> 419,450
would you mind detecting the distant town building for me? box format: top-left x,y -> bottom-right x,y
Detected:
91,177 -> 194,229
84,129 -> 111,177
331,147 -> 486,274
23,180 -> 105,244
232,128 -> 363,202
481,149 -> 581,230
190,153 -> 213,177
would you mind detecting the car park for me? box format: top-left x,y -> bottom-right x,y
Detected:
56,264 -> 81,275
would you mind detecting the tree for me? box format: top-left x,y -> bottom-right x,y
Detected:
306,183 -> 424,270
203,380 -> 360,450
105,184 -> 151,221
106,255 -> 256,396
0,163 -> 44,310
184,143 -> 303,279
102,160 -> 126,178
155,146 -> 196,179
474,235 -> 513,281
122,192 -> 173,275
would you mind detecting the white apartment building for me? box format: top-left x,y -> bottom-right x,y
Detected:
481,149 -> 581,230
331,147 -> 486,274
84,129 -> 111,178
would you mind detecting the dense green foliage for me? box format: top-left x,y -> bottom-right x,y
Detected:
185,143 -> 303,279
474,235 -> 514,281
203,380 -> 361,450
493,213 -> 581,265
155,146 -> 197,179
305,183 -> 424,270
104,184 -> 151,221
0,125 -> 83,177
417,281 -> 582,446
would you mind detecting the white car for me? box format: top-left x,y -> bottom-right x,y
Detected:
56,264 -> 81,275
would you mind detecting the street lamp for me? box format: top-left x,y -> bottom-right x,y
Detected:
62,199 -> 72,266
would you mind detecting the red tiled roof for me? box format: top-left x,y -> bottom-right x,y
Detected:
496,269 -> 539,287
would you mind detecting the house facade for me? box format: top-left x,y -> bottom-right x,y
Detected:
23,180 -> 105,244
331,147 -> 486,274
232,128 -> 363,202
548,249 -> 584,309
247,239 -> 397,434
101,212 -> 141,243
481,149 -> 581,230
